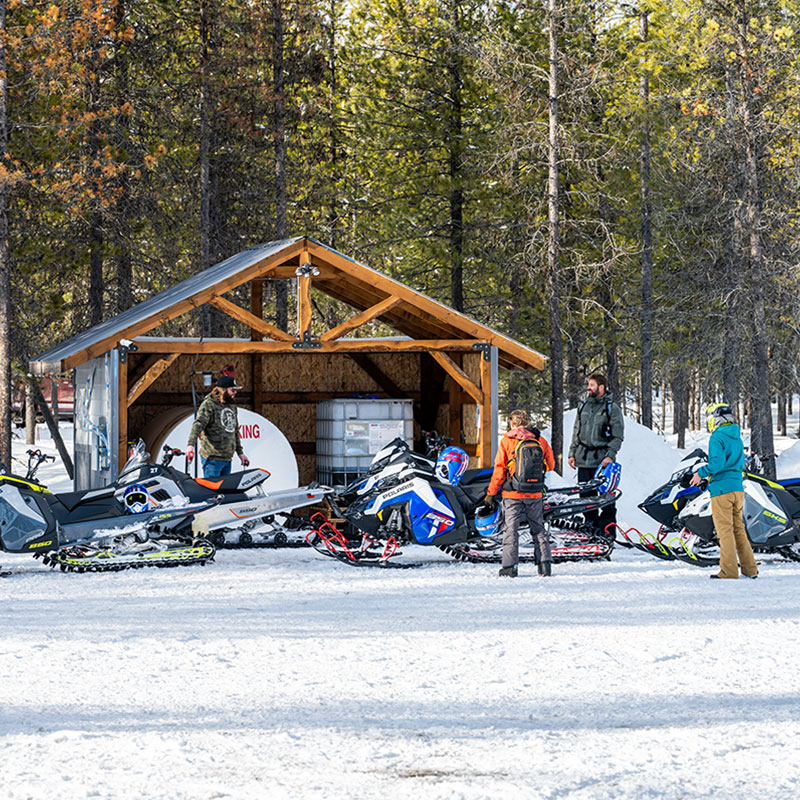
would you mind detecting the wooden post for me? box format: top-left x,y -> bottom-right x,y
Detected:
118,356 -> 128,468
479,350 -> 492,467
448,353 -> 463,445
251,279 -> 263,415
297,248 -> 312,338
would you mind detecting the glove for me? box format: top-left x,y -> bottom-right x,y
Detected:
484,494 -> 498,511
186,445 -> 195,463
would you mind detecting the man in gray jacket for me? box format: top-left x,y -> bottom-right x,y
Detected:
567,373 -> 624,535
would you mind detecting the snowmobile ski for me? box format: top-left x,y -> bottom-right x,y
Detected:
306,514 -> 421,568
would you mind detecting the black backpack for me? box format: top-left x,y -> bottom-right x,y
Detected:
504,437 -> 545,493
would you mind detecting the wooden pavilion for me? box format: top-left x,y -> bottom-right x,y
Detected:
31,237 -> 546,488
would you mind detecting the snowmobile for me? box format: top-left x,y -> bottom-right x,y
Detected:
0,453 -> 218,574
627,450 -> 800,566
309,434 -> 621,568
0,441 -> 331,573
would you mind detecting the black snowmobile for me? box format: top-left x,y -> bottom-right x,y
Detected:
0,464 -> 217,573
630,450 -> 800,566
0,440 -> 333,573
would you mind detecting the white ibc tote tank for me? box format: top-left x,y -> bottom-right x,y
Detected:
142,407 -> 299,489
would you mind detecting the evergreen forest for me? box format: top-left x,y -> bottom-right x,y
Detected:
1,0 -> 799,475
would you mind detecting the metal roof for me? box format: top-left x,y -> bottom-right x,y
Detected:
30,238 -> 303,373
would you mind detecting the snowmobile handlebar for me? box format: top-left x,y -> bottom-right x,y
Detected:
25,449 -> 56,481
421,430 -> 452,458
160,445 -> 185,466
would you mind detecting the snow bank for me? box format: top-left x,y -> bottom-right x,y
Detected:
777,440 -> 800,478
543,409 -> 686,532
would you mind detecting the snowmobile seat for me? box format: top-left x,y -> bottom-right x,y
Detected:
453,482 -> 487,511
461,468 -> 492,487
192,469 -> 270,495
55,486 -> 117,512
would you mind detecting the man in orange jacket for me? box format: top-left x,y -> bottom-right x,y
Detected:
485,409 -> 555,577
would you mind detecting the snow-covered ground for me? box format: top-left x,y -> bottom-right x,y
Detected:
3,421 -> 800,799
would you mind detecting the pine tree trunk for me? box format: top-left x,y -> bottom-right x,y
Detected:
0,0 -> 10,469
114,0 -> 132,314
639,10 -> 654,429
722,61 -> 741,407
672,371 -> 687,450
89,206 -> 104,325
272,0 -> 289,331
546,0 -> 564,474
447,0 -> 464,312
736,2 -> 774,476
566,315 -> 581,409
50,376 -> 59,421
327,0 -> 339,247
199,0 -> 218,337
25,378 -> 35,445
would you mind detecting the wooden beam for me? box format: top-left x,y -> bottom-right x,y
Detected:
126,353 -> 180,407
127,355 -> 164,387
207,295 -> 295,341
132,338 -> 487,355
298,275 -> 312,338
142,390 -> 432,405
118,356 -> 128,468
307,241 -> 546,370
448,353 -> 464,446
314,280 -> 454,341
319,295 -> 403,342
297,247 -> 313,337
269,264 -> 337,280
429,351 -> 482,403
62,240 -> 305,370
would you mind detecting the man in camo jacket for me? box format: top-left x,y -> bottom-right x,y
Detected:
186,375 -> 250,478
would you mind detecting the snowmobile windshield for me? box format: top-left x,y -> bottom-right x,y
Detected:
368,438 -> 409,474
119,440 -> 151,479
670,449 -> 707,482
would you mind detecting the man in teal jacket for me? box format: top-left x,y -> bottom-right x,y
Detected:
690,402 -> 758,580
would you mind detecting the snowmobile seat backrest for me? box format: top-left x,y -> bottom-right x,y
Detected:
193,468 -> 270,495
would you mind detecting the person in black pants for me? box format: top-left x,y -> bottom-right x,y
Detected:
567,373 -> 624,535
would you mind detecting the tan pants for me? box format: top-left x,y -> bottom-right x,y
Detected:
711,491 -> 758,579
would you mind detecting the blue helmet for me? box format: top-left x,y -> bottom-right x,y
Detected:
594,462 -> 621,494
474,504 -> 502,537
123,483 -> 151,514
435,446 -> 469,486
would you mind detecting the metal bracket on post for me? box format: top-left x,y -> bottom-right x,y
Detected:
292,330 -> 322,349
472,342 -> 492,361
118,339 -> 139,364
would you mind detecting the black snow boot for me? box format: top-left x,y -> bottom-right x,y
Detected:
538,561 -> 552,577
498,565 -> 518,578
